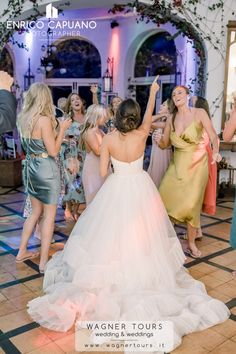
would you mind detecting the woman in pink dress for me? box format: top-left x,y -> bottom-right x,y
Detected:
147,99 -> 172,187
80,104 -> 108,205
192,96 -> 218,238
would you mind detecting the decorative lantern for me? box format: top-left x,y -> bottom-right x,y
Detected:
102,57 -> 114,92
24,58 -> 35,90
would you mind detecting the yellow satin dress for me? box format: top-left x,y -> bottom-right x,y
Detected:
159,120 -> 208,228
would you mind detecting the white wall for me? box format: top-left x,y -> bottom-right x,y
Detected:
7,7 -> 192,102
2,0 -> 236,133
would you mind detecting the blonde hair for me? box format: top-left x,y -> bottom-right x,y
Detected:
17,83 -> 56,138
79,104 -> 107,149
57,97 -> 67,112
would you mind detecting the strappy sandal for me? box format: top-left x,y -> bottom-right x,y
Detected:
15,252 -> 39,263
185,248 -> 202,259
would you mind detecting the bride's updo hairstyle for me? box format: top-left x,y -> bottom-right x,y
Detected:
114,99 -> 141,133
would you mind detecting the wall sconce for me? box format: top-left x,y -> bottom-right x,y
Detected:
24,58 -> 35,91
110,20 -> 119,29
103,57 -> 114,92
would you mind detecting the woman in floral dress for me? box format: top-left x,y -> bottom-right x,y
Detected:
61,93 -> 86,221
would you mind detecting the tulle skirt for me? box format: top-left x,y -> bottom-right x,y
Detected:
28,170 -> 230,351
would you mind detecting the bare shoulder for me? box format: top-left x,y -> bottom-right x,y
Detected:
38,115 -> 53,127
102,133 -> 112,144
195,107 -> 206,117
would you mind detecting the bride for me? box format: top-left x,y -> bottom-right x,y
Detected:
28,76 -> 229,351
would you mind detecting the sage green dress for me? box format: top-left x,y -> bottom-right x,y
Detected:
22,138 -> 60,205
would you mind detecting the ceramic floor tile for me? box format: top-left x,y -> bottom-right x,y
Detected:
211,250 -> 236,267
1,283 -> 33,299
185,328 -> 227,350
171,336 -> 209,354
0,308 -> 32,331
209,339 -> 236,354
0,254 -> 16,266
190,263 -> 218,275
23,277 -> 44,294
27,342 -> 65,353
203,207 -> 233,220
11,328 -> 52,353
219,201 -> 234,208
0,299 -> 17,316
207,289 -> 232,303
54,333 -> 76,352
203,223 -> 231,240
198,274 -> 226,290
0,183 -> 235,354
8,292 -> 37,311
212,319 -> 236,338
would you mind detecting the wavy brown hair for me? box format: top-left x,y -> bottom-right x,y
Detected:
65,93 -> 86,119
194,96 -> 211,119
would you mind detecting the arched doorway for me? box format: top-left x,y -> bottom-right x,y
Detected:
133,31 -> 177,116
44,38 -> 101,106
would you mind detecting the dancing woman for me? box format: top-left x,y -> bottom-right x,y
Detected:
148,99 -> 172,187
159,86 -> 221,258
16,83 -> 71,272
80,104 -> 108,204
61,93 -> 86,221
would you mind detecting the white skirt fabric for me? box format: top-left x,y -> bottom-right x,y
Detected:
28,155 -> 229,352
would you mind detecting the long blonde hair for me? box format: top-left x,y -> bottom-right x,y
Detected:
79,104 -> 107,149
17,82 -> 56,138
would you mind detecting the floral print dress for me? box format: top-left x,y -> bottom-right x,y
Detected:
60,121 -> 85,205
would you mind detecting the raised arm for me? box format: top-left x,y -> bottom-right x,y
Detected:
198,108 -> 221,163
151,121 -> 166,130
41,116 -> 72,157
90,84 -> 99,105
223,111 -> 236,142
138,75 -> 160,135
100,135 -> 110,178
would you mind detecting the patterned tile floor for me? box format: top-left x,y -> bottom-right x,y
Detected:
0,186 -> 236,354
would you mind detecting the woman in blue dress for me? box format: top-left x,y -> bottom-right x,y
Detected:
223,109 -> 236,276
16,83 -> 71,273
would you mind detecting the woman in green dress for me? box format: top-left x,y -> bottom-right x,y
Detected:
158,86 -> 221,258
223,109 -> 236,276
16,83 -> 71,272
60,93 -> 86,221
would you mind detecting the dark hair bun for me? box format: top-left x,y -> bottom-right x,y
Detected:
115,99 -> 141,133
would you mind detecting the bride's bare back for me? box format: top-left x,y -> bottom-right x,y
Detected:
105,128 -> 147,163
100,75 -> 160,177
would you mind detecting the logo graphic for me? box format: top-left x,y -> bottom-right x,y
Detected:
46,3 -> 58,19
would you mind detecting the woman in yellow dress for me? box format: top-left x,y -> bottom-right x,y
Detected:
158,86 -> 221,258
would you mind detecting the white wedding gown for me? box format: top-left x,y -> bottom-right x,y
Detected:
28,155 -> 229,351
